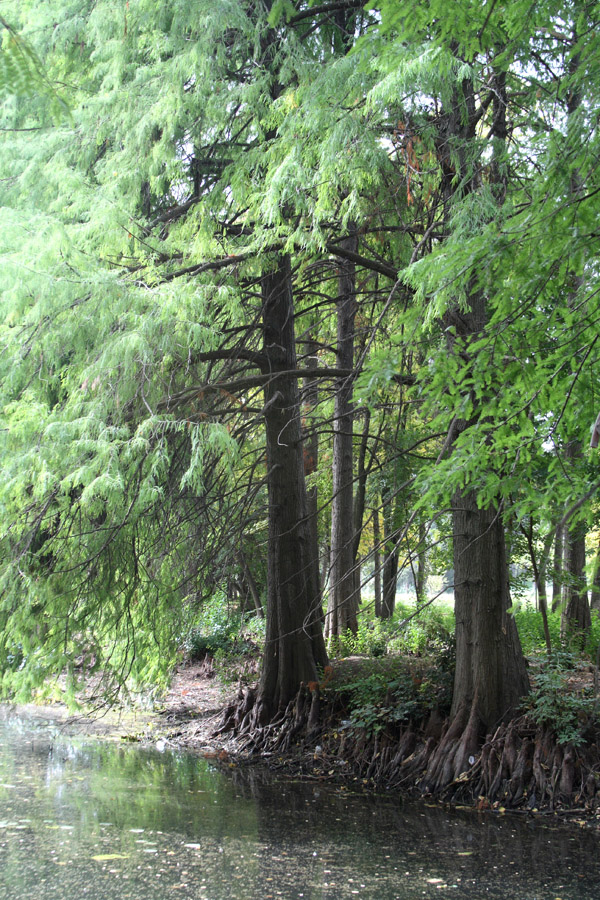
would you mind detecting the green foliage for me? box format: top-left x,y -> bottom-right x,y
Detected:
512,606 -> 563,657
330,605 -> 455,661
343,671 -> 419,736
332,619 -> 391,658
181,593 -> 264,689
183,594 -> 242,659
523,654 -> 597,747
0,14 -> 68,116
388,604 -> 455,656
335,655 -> 453,738
513,606 -> 600,663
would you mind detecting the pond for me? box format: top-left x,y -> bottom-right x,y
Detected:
0,708 -> 599,900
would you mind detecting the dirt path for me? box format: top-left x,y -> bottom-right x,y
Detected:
1,663 -> 235,754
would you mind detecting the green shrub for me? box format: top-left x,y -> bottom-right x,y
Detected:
181,593 -> 264,661
513,605 -> 600,662
332,619 -> 391,658
523,652 -> 597,746
328,605 -> 455,660
512,605 -> 561,656
338,658 -> 453,737
387,604 -> 455,656
342,671 -> 420,736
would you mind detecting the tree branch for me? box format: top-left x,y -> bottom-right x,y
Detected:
159,367 -> 358,410
288,1 -> 366,26
155,251 -> 255,283
325,242 -> 398,280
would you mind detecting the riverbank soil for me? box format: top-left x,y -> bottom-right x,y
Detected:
210,658 -> 600,818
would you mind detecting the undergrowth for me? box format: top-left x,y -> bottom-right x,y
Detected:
182,593 -> 264,668
523,651 -> 598,746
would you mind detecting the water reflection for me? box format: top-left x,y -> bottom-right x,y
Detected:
0,709 -> 598,899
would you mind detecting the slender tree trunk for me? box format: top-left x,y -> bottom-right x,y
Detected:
238,549 -> 264,619
256,256 -> 328,722
522,516 -> 549,645
561,443 -> 591,646
560,36 -> 590,646
590,536 -> 600,613
320,541 -> 330,599
373,505 -> 382,617
552,521 -> 564,612
326,230 -> 358,639
416,520 -> 427,604
303,334 -> 323,623
561,516 -> 590,645
380,486 -> 399,620
350,409 -> 371,612
381,547 -> 399,619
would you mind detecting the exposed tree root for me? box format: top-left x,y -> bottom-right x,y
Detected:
213,682 -> 600,814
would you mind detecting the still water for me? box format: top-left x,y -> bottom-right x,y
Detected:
0,710 -> 599,900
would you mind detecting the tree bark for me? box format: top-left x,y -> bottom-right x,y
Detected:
237,549 -> 264,619
551,520 -> 564,612
561,443 -> 591,646
561,516 -> 590,646
326,230 -> 358,639
350,408 -> 371,612
381,544 -> 399,619
428,66 -> 529,776
373,505 -> 382,617
415,519 -> 427,604
256,256 -> 328,722
303,334 -> 323,623
560,33 -> 590,646
590,536 -> 600,613
451,490 -> 530,731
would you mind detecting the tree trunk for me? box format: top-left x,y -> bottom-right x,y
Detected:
237,549 -> 264,619
350,409 -> 371,613
521,516 -> 551,653
415,519 -> 427,604
256,256 -> 328,722
451,491 -> 530,731
303,333 -> 323,623
373,505 -> 382,617
551,521 -> 564,612
423,68 -> 529,790
326,230 -> 358,639
561,444 -> 591,646
379,481 -> 400,619
381,544 -> 398,620
560,46 -> 590,646
590,536 -> 600,613
561,518 -> 590,645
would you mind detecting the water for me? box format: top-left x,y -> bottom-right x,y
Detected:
0,709 -> 599,900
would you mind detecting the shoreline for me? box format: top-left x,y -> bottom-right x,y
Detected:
2,662 -> 600,832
